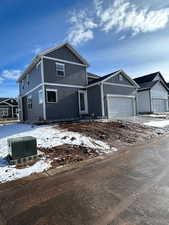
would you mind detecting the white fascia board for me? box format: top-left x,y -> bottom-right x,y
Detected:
107,94 -> 136,98
43,56 -> 88,67
16,56 -> 41,83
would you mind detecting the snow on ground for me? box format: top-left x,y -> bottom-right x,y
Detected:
142,114 -> 167,119
0,123 -> 116,183
144,120 -> 169,128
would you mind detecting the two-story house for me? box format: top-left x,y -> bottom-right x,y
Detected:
17,42 -> 139,122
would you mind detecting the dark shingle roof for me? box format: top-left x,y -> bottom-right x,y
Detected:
88,70 -> 120,85
0,98 -> 18,106
134,72 -> 169,91
87,72 -> 100,78
134,72 -> 159,84
138,81 -> 158,91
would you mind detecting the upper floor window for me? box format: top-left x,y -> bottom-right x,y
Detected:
22,79 -> 24,89
27,74 -> 29,87
119,74 -> 123,81
56,62 -> 65,77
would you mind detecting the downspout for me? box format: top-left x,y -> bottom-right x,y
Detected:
100,82 -> 105,118
149,89 -> 152,113
41,56 -> 47,120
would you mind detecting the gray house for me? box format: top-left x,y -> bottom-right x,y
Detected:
17,42 -> 139,122
0,98 -> 18,118
134,72 -> 169,113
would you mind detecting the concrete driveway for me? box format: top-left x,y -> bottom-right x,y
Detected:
1,135 -> 169,225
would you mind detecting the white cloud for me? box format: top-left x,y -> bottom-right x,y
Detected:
32,47 -> 42,55
1,70 -> 21,81
67,10 -> 98,45
67,0 -> 169,45
118,35 -> 126,40
96,0 -> 169,35
0,77 -> 4,84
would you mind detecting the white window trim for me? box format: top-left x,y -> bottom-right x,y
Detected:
78,90 -> 88,114
46,89 -> 58,103
56,62 -> 65,77
38,89 -> 43,104
27,95 -> 32,109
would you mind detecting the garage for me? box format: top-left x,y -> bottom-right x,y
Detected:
152,98 -> 167,113
107,95 -> 136,118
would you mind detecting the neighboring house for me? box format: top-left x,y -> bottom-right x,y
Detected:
134,72 -> 169,113
0,98 -> 18,118
17,42 -> 139,122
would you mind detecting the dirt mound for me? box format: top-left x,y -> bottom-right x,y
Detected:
39,144 -> 99,168
60,121 -> 156,147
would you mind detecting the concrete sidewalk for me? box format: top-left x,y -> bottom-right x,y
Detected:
1,135 -> 169,225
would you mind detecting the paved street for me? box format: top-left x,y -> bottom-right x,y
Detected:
1,135 -> 169,225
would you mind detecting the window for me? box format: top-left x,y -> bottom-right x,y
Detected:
38,90 -> 43,104
0,108 -> 8,118
80,93 -> 85,111
22,80 -> 24,89
119,74 -> 123,81
27,74 -> 29,86
78,90 -> 88,114
27,95 -> 32,109
46,89 -> 58,103
56,62 -> 65,77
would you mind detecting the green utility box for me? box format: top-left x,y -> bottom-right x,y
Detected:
8,136 -> 37,160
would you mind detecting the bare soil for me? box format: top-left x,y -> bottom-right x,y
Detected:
39,144 -> 99,168
60,121 -> 158,147
39,121 -> 161,169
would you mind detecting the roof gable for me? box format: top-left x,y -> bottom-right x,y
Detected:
135,72 -> 169,91
40,42 -> 89,66
88,70 -> 139,88
17,42 -> 89,82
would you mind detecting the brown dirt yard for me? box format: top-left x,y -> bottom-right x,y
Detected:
36,121 -> 164,169
59,121 -> 162,148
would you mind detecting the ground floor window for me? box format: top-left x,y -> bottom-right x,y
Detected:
0,108 -> 8,117
46,89 -> 58,103
27,95 -> 32,109
38,89 -> 43,104
78,90 -> 88,114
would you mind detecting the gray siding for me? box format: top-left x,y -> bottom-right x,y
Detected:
46,46 -> 84,64
19,63 -> 42,96
22,87 -> 43,121
45,85 -> 80,120
137,90 -> 151,113
87,85 -> 102,117
107,73 -> 133,86
103,84 -> 137,117
43,58 -> 87,86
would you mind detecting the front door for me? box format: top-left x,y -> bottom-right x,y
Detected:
78,90 -> 88,114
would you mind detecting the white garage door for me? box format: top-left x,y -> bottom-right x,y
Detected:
107,95 -> 135,118
152,98 -> 167,113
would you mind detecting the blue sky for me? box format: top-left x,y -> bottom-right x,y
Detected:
1,0 -> 169,97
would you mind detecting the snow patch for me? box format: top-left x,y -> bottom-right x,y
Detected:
0,123 -> 117,183
0,158 -> 51,183
144,120 -> 169,128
